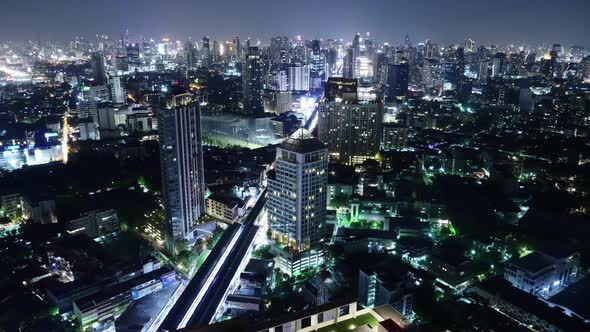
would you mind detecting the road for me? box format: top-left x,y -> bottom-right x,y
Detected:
157,190 -> 267,331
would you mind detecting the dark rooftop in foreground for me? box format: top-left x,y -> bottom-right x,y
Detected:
548,276 -> 590,322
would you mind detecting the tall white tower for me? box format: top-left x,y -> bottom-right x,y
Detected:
267,128 -> 328,275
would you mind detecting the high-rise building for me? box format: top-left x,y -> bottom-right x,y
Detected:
232,36 -> 241,61
115,55 -> 128,72
385,61 -> 409,101
268,129 -> 328,275
382,124 -> 412,151
109,74 -> 126,104
318,101 -> 383,165
91,52 -> 107,85
492,52 -> 506,78
242,47 -> 264,116
309,40 -> 325,89
185,41 -> 197,69
202,37 -> 211,66
287,63 -> 310,91
158,92 -> 206,251
79,119 -> 99,141
126,44 -> 140,70
420,58 -> 438,88
270,35 -> 289,64
344,33 -> 361,78
78,85 -> 110,123
268,69 -> 289,92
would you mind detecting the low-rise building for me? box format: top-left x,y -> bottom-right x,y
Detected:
504,249 -> 580,298
206,194 -> 243,223
358,267 -> 417,318
73,267 -> 176,331
66,209 -> 120,239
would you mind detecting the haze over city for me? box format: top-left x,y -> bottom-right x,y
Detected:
1,0 -> 589,46
1,1 -> 590,332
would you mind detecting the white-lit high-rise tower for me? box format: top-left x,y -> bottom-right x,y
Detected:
267,129 -> 328,275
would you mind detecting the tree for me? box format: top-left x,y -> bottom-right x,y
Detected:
175,239 -> 190,254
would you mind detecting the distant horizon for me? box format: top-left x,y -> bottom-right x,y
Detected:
1,0 -> 588,48
2,32 -> 588,51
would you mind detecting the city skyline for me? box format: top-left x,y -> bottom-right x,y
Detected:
1,0 -> 589,47
1,1 -> 590,331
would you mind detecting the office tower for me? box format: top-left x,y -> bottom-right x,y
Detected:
79,85 -> 110,124
385,61 -> 409,101
126,44 -> 140,70
158,91 -> 206,251
478,58 -> 491,82
580,56 -> 590,81
79,120 -> 99,141
420,58 -> 437,88
309,40 -> 325,89
268,69 -> 289,92
365,32 -> 375,59
287,63 -> 310,91
324,77 -> 358,102
115,55 -> 128,72
202,37 -> 211,66
267,128 -> 328,275
465,38 -> 476,53
325,47 -> 338,76
382,124 -> 411,151
318,100 -> 383,165
242,47 -> 264,116
91,52 -> 107,85
344,33 -> 361,78
232,36 -> 241,60
97,104 -> 117,130
270,35 -> 289,64
443,61 -> 462,91
185,41 -> 197,69
373,53 -> 387,84
492,52 -> 506,78
109,74 -> 126,104
425,40 -> 438,59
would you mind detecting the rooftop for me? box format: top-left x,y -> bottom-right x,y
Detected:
548,276 -> 590,322
279,128 -> 326,154
508,251 -> 553,274
315,313 -> 378,332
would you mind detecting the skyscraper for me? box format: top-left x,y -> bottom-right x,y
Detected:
242,47 -> 264,116
91,52 -> 107,85
270,35 -> 289,65
318,101 -> 383,165
109,74 -> 126,104
268,129 -> 328,275
385,61 -> 409,101
126,44 -> 141,70
287,63 -> 310,92
202,37 -> 211,66
344,33 -> 361,79
185,41 -> 197,69
158,91 -> 206,252
309,40 -> 325,89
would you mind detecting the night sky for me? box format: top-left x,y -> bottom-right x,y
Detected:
1,0 -> 589,46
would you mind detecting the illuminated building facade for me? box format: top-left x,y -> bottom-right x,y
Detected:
318,101 -> 383,165
267,129 -> 328,275
242,47 -> 265,116
158,92 -> 206,251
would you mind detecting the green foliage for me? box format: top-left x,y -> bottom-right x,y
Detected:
252,245 -> 275,260
329,194 -> 350,208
